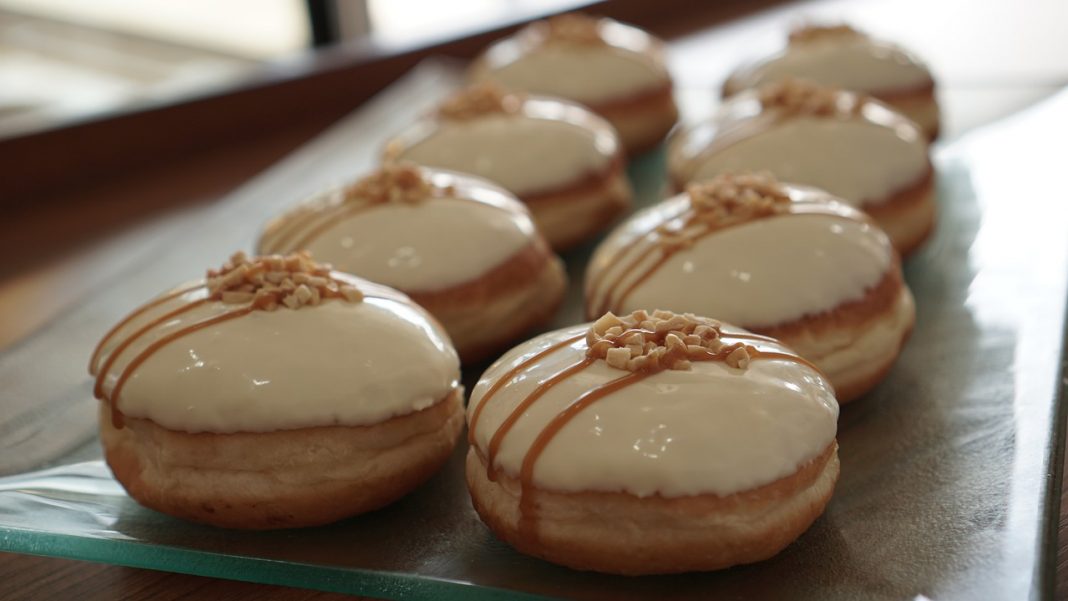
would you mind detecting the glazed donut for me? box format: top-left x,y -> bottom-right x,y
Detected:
385,84 -> 632,251
470,13 -> 679,155
670,79 -> 935,256
258,164 -> 567,364
91,252 -> 463,529
466,310 -> 839,574
586,173 -> 915,403
723,24 -> 940,139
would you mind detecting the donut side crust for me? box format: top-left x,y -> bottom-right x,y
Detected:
102,389 -> 464,529
466,442 -> 839,575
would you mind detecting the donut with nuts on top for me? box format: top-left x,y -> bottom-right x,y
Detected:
91,251 -> 463,528
466,309 -> 839,574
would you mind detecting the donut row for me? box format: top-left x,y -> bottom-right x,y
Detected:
89,13 -> 940,577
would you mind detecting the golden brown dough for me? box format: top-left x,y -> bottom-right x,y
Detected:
464,310 -> 841,574
102,390 -> 463,529
91,252 -> 465,529
467,443 -> 839,575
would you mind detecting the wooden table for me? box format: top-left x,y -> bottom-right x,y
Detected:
1,0 -> 1066,598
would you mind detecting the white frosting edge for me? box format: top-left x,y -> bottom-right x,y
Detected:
586,191 -> 894,328
260,169 -> 541,292
391,98 -> 618,196
728,36 -> 933,95
669,94 -> 929,206
472,18 -> 670,104
95,275 -> 461,433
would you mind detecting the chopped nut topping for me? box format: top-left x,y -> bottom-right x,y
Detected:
438,83 -> 525,121
343,162 -> 439,205
206,251 -> 362,311
586,310 -> 752,373
758,78 -> 862,116
684,172 -> 792,229
539,13 -> 606,45
788,23 -> 865,46
725,345 -> 751,369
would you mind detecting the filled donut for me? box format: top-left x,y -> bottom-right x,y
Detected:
385,84 -> 632,251
90,251 -> 463,529
586,173 -> 915,402
670,79 -> 935,256
466,309 -> 839,574
470,13 -> 679,154
723,24 -> 940,139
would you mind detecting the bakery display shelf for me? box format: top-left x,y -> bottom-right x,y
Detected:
0,65 -> 1066,600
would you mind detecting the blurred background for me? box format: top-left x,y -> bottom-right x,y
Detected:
3,0 -> 1067,140
0,0 -> 582,137
1,0 -> 1066,317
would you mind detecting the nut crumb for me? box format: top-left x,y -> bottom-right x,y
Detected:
344,162 -> 438,205
206,251 -> 362,311
684,172 -> 792,229
438,83 -> 524,121
539,13 -> 606,46
725,345 -> 751,369
586,310 -> 748,373
788,23 -> 864,46
758,78 -> 862,117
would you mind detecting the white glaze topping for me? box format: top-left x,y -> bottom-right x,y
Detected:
728,36 -> 932,95
467,324 -> 838,497
670,94 -> 929,206
95,277 -> 460,433
392,99 -> 617,197
259,170 -> 538,292
472,18 -> 669,105
474,45 -> 667,105
304,200 -> 532,292
586,191 -> 893,328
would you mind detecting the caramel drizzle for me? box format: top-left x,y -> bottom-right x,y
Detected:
262,188 -> 501,255
467,333 -> 586,445
92,298 -> 211,399
672,90 -> 883,191
486,358 -> 594,481
268,202 -> 379,254
100,303 -> 258,428
587,202 -> 862,317
472,329 -> 821,538
517,369 -> 649,536
93,276 -> 366,429
88,283 -> 204,374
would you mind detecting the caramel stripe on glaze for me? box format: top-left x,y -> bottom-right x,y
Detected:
92,297 -> 211,399
467,332 -> 586,444
278,203 -> 377,254
486,357 -> 595,481
261,163 -> 531,256
102,303 -> 258,428
88,283 -> 205,374
260,166 -> 431,253
587,200 -> 867,317
670,80 -> 927,199
516,369 -> 651,536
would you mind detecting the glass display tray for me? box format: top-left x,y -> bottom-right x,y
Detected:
1,65 -> 1067,600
